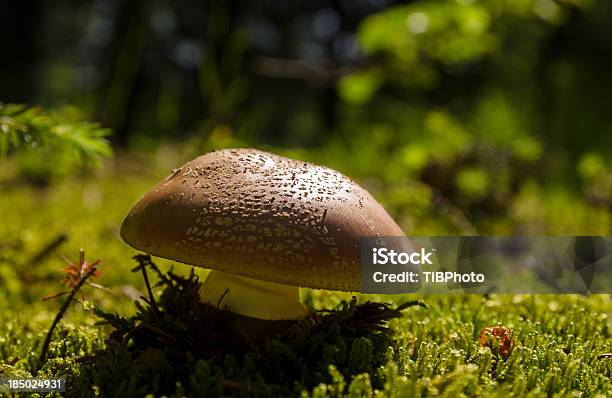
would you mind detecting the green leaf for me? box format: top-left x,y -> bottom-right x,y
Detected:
337,70 -> 384,105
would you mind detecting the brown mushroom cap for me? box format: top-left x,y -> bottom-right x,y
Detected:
121,148 -> 406,291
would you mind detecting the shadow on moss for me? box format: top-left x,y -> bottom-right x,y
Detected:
67,255 -> 426,397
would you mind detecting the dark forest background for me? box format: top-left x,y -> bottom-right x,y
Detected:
1,0 -> 612,234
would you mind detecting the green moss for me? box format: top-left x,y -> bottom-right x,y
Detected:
0,152 -> 610,397
66,256 -> 423,397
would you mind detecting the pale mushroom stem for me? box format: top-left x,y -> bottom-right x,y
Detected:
199,270 -> 308,320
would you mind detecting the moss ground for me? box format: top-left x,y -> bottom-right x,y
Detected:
0,151 -> 610,397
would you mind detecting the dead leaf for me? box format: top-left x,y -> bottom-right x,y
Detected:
479,326 -> 514,357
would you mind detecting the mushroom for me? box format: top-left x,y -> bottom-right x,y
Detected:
121,148 -> 406,323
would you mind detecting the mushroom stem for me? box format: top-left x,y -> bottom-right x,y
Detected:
199,270 -> 308,320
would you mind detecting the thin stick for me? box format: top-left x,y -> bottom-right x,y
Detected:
38,266 -> 98,370
29,234 -> 68,265
139,263 -> 158,316
217,288 -> 230,309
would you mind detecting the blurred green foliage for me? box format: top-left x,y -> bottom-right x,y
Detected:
0,104 -> 111,162
0,104 -> 111,183
2,0 -> 611,223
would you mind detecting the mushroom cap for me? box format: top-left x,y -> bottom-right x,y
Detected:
121,148 -> 406,291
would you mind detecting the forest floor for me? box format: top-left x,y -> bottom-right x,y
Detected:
0,150 -> 610,397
